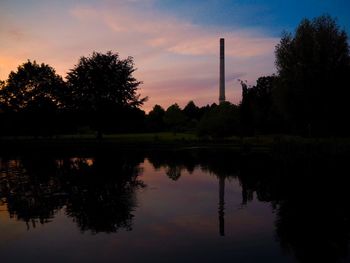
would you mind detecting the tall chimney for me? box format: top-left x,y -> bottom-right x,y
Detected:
219,38 -> 225,103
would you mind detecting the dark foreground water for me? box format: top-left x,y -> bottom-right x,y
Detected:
0,148 -> 349,263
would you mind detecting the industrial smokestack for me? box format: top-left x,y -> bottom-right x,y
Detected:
219,38 -> 225,103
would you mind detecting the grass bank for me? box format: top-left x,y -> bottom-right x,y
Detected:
1,133 -> 350,156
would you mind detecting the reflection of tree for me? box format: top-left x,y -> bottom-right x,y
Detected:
166,166 -> 183,181
0,152 -> 145,233
235,154 -> 350,263
148,150 -> 199,181
146,149 -> 350,262
63,154 -> 145,233
148,149 -> 240,239
218,176 -> 225,236
0,158 -> 63,229
275,198 -> 350,263
1,148 -> 350,261
271,157 -> 350,263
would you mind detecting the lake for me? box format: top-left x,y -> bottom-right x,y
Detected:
0,148 -> 349,263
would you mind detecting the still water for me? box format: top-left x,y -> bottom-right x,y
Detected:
0,149 -> 349,263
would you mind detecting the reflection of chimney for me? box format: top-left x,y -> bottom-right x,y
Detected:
219,38 -> 225,104
219,176 -> 225,236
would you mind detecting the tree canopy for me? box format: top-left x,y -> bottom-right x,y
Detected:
197,102 -> 239,137
183,101 -> 200,120
65,51 -> 147,138
239,76 -> 283,135
146,104 -> 165,132
275,15 -> 350,135
0,60 -> 65,112
66,51 -> 147,113
163,103 -> 187,132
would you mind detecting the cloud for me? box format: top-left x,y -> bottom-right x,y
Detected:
68,2 -> 278,110
0,0 -> 279,112
69,2 -> 278,58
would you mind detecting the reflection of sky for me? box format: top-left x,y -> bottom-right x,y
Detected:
0,204 -> 25,246
1,0 -> 349,111
0,159 -> 290,262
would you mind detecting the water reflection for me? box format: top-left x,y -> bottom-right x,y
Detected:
218,176 -> 225,236
147,149 -> 350,262
0,152 -> 145,233
0,149 -> 350,262
272,155 -> 350,263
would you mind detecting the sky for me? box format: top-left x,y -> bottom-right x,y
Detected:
0,0 -> 349,112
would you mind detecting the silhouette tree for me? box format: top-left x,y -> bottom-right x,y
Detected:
197,102 -> 239,137
239,76 -> 283,135
146,104 -> 165,132
163,103 -> 186,133
0,61 -> 65,136
66,51 -> 147,139
183,101 -> 201,131
0,60 -> 65,112
0,80 -> 4,90
183,101 -> 200,120
0,80 -> 4,111
239,80 -> 254,135
275,15 -> 350,136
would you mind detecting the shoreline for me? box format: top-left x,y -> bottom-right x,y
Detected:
1,133 -> 350,156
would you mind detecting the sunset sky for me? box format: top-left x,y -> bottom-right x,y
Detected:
1,0 -> 349,111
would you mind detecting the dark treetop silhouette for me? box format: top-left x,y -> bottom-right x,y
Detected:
0,60 -> 65,112
66,51 -> 147,139
275,15 -> 350,136
240,15 -> 350,137
0,61 -> 66,136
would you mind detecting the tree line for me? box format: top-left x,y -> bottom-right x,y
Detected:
240,15 -> 350,137
0,49 -> 239,137
0,15 -> 349,138
0,51 -> 147,137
